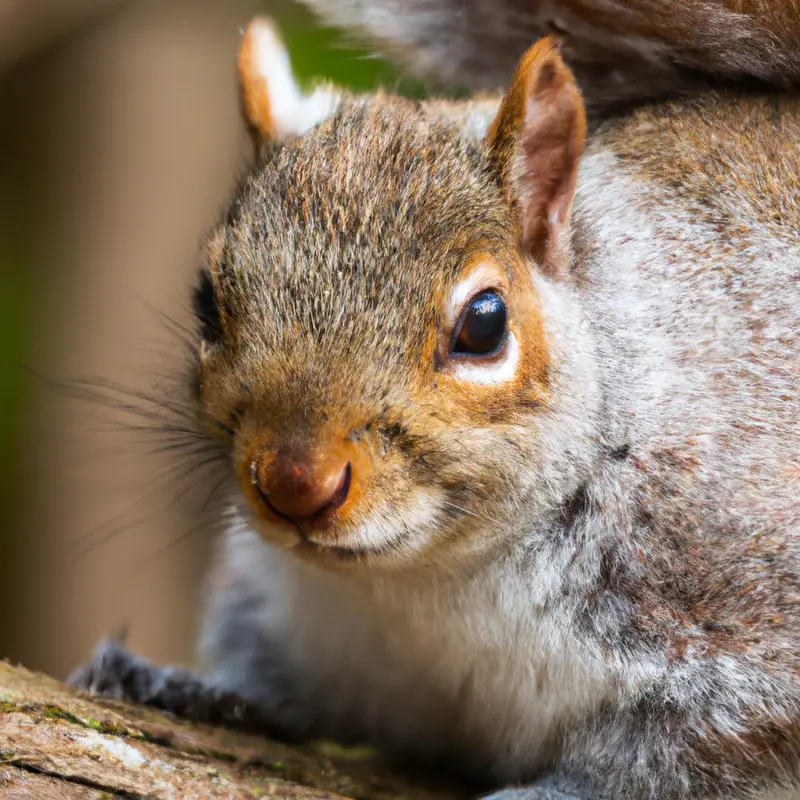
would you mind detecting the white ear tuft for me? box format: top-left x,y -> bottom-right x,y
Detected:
239,17 -> 341,144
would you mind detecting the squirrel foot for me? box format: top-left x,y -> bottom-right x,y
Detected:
68,639 -> 276,734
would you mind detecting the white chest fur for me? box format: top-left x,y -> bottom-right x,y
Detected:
238,535 -> 618,781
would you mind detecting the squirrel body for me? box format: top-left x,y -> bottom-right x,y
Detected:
71,19 -> 800,800
194,80 -> 800,797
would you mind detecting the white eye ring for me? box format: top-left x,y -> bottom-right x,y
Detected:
450,330 -> 519,385
445,259 -> 518,385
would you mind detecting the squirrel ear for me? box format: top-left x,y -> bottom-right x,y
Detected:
238,17 -> 341,145
487,38 -> 586,277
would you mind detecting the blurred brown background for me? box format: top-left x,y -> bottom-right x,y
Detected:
0,0 -> 412,679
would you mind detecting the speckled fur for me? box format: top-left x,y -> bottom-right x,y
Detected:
181,81 -> 800,800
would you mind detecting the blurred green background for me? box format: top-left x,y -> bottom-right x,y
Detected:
0,0 -> 422,678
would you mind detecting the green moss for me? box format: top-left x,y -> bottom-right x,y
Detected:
199,748 -> 239,764
3,700 -> 145,740
94,720 -> 146,739
40,704 -> 86,724
308,741 -> 380,761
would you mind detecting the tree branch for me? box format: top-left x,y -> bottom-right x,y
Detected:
0,661 -> 464,799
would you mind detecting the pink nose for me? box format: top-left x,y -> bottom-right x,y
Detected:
256,451 -> 351,523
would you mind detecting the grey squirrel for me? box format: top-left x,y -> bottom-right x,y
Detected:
69,11 -> 800,800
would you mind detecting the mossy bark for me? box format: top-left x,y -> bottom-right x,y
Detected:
0,661 -> 465,800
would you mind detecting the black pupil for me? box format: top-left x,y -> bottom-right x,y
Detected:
452,291 -> 507,355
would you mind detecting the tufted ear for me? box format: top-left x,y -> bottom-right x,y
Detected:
238,17 -> 341,146
487,38 -> 586,278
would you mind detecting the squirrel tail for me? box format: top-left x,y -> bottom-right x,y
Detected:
298,0 -> 800,112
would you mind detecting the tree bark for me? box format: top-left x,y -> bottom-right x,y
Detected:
0,661 -> 464,800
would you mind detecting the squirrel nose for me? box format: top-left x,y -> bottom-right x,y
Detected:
256,451 -> 351,524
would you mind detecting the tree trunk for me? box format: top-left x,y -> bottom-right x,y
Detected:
0,661 -> 465,800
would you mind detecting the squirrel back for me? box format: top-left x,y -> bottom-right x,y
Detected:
300,0 -> 800,112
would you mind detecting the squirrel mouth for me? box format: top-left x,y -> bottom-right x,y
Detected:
297,540 -> 366,561
291,524 -> 403,564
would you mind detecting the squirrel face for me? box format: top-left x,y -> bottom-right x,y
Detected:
192,20 -> 586,570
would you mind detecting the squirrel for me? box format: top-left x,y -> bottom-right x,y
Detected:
68,13 -> 800,800
300,0 -> 800,113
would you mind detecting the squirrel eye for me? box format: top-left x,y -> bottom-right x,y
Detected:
450,291 -> 508,356
193,268 -> 223,344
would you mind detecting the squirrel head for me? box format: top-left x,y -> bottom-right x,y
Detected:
192,18 -> 587,571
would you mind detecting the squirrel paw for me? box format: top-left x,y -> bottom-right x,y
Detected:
68,638 -> 276,733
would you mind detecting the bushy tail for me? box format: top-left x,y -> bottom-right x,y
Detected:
299,0 -> 800,112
